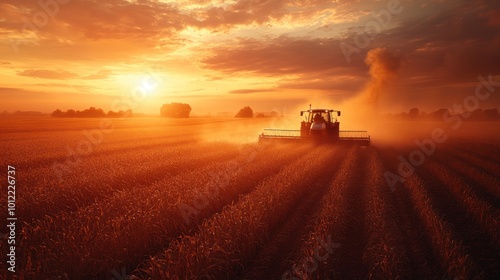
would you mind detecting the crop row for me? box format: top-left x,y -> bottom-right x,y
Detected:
399,163 -> 478,278
139,146 -> 339,279
423,157 -> 499,246
13,141 -> 241,222
17,143 -> 311,279
284,147 -> 361,279
438,145 -> 500,199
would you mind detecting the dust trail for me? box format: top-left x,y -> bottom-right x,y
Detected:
362,47 -> 401,107
340,47 -> 402,119
336,48 -> 408,146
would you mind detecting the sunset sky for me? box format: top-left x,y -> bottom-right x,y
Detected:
1,0 -> 499,115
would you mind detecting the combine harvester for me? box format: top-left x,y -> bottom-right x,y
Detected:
259,105 -> 370,146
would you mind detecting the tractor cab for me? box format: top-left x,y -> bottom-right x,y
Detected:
302,110 -> 339,124
300,106 -> 341,138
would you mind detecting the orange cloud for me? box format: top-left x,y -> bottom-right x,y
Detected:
17,69 -> 78,80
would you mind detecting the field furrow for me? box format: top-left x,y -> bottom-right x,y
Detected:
405,171 -> 480,279
437,147 -> 500,202
416,159 -> 500,277
327,148 -> 369,279
449,141 -> 500,164
15,142 -> 241,222
362,148 -> 411,279
18,143 -> 311,279
138,146 -> 335,279
238,147 -> 351,280
423,158 -> 500,245
283,146 -> 361,279
378,148 -> 442,278
1,118 -> 499,280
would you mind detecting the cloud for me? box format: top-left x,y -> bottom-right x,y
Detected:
191,0 -> 342,29
201,36 -> 371,97
229,88 -> 277,94
279,76 -> 366,92
200,0 -> 500,108
17,69 -> 79,80
377,0 -> 500,81
1,0 -> 185,38
202,37 -> 367,77
81,70 -> 113,80
16,69 -> 114,81
27,83 -> 95,91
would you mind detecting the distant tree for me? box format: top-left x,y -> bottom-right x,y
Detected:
52,109 -> 64,117
76,107 -> 105,118
160,103 -> 191,118
66,109 -> 76,117
255,113 -> 266,118
408,108 -> 420,119
398,112 -> 408,119
107,109 -> 133,118
430,108 -> 449,120
51,107 -> 106,118
235,106 -> 253,118
470,109 -> 483,120
484,108 -> 499,120
270,111 -> 280,118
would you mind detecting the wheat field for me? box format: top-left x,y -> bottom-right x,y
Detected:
0,117 -> 498,279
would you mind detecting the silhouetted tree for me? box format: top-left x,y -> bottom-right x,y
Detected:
66,109 -> 76,117
270,111 -> 280,118
160,103 -> 191,118
51,107 -> 106,118
235,106 -> 253,118
470,109 -> 484,120
52,109 -> 64,117
76,107 -> 105,118
107,109 -> 133,118
430,108 -> 449,120
408,108 -> 420,119
484,108 -> 499,120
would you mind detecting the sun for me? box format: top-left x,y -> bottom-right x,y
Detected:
114,72 -> 162,98
141,75 -> 159,94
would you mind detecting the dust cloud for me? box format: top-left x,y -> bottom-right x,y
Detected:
336,47 -> 407,146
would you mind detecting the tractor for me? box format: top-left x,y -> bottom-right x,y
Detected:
259,105 -> 370,145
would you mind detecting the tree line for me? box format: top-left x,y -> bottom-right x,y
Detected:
50,104 -> 264,119
388,108 -> 500,121
52,107 -> 133,118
